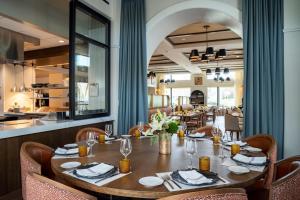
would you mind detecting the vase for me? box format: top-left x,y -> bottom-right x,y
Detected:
159,132 -> 172,155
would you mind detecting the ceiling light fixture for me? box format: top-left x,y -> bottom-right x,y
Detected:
204,25 -> 214,56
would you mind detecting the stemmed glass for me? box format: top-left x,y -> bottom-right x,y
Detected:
105,124 -> 113,144
120,138 -> 132,159
86,131 -> 97,157
186,139 -> 196,169
138,121 -> 144,135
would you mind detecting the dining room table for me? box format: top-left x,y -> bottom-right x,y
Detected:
51,135 -> 267,199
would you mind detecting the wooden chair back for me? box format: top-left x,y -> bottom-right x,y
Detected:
25,173 -> 96,200
76,127 -> 105,142
225,114 -> 240,131
159,188 -> 248,200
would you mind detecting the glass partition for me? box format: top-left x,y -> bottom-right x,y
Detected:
70,1 -> 110,119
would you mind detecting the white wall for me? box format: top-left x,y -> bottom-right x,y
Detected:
284,0 -> 300,157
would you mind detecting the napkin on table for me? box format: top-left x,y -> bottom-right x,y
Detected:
189,132 -> 205,138
233,154 -> 267,165
55,147 -> 78,155
76,163 -> 114,177
225,141 -> 247,146
178,170 -> 212,185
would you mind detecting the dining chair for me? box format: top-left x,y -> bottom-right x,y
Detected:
244,134 -> 277,200
76,127 -> 106,142
269,156 -> 300,200
20,142 -> 54,200
159,188 -> 248,200
25,173 -> 97,200
129,124 -> 151,136
191,125 -> 213,137
224,114 -> 241,140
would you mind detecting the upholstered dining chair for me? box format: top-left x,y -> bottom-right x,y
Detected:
158,188 -> 248,200
191,125 -> 213,137
26,173 -> 97,200
269,156 -> 300,200
20,142 -> 54,200
76,127 -> 106,142
224,114 -> 242,140
129,124 -> 151,136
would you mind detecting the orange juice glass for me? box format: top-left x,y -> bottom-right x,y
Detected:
199,156 -> 210,171
231,144 -> 240,156
78,143 -> 88,157
99,134 -> 105,144
213,135 -> 221,144
178,130 -> 185,138
119,158 -> 130,173
135,129 -> 141,138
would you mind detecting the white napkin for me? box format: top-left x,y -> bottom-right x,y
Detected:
225,141 -> 247,146
178,170 -> 212,185
189,132 -> 205,138
76,163 -> 114,177
244,146 -> 262,152
55,147 -> 78,155
233,154 -> 267,165
142,129 -> 153,136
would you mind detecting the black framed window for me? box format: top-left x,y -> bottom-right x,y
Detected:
70,0 -> 110,119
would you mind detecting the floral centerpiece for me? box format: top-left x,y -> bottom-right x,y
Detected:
148,110 -> 179,154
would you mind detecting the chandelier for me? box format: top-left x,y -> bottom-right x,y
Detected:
189,25 -> 227,63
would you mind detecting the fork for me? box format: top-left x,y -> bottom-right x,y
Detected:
161,175 -> 174,189
165,174 -> 182,189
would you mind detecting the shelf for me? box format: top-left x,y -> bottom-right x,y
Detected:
30,87 -> 69,90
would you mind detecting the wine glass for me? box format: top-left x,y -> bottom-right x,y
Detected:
86,131 -> 97,157
120,138 -> 132,159
138,121 -> 144,134
105,124 -> 113,144
185,139 -> 196,169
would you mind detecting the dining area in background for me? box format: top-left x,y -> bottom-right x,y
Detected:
19,107 -> 299,200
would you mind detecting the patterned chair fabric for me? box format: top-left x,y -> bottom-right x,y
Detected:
76,127 -> 106,142
20,142 -> 54,200
26,173 -> 96,200
159,188 -> 248,200
244,134 -> 277,189
270,157 -> 300,200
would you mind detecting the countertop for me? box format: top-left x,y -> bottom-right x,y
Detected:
0,117 -> 114,139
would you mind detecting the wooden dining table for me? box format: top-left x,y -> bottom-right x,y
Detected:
51,136 -> 267,199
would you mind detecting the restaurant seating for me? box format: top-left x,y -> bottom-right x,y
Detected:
269,156 -> 300,200
158,188 -> 248,200
224,114 -> 242,140
25,173 -> 97,200
148,106 -> 172,121
129,124 -> 151,136
186,113 -> 203,130
191,125 -> 213,137
76,127 -> 105,142
20,142 -> 54,200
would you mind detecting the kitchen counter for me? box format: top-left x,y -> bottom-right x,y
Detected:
0,117 -> 114,139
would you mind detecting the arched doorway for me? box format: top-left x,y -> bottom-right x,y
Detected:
146,0 -> 242,64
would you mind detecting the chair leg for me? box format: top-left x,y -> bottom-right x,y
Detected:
237,132 -> 240,140
230,131 -> 233,141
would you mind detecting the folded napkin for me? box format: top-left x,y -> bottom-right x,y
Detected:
142,129 -> 153,136
76,163 -> 114,177
225,141 -> 247,146
244,146 -> 262,152
55,147 -> 78,155
189,132 -> 205,138
233,154 -> 267,165
178,170 -> 212,185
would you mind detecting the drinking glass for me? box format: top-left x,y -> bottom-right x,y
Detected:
186,139 -> 196,169
120,138 -> 132,159
86,131 -> 97,157
138,121 -> 144,134
105,124 -> 113,143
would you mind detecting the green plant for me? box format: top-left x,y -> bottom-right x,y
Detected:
166,121 -> 178,134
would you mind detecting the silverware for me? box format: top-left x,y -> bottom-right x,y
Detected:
161,174 -> 174,189
94,172 -> 120,184
166,174 -> 182,189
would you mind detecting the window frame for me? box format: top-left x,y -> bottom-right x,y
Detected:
69,0 -> 111,119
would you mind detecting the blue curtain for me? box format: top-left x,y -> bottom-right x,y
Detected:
118,0 -> 148,134
243,0 -> 284,158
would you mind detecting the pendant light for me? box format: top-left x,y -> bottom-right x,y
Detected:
218,49 -> 227,57
11,63 -> 18,92
206,68 -> 212,75
189,49 -> 200,61
204,25 -> 214,56
226,77 -> 231,81
201,54 -> 208,62
224,68 -> 230,74
215,67 -> 221,75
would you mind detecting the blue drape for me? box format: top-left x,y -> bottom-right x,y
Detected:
118,0 -> 148,134
243,0 -> 284,158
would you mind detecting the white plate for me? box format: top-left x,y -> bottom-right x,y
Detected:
139,176 -> 164,187
64,143 -> 78,148
225,141 -> 247,147
244,146 -> 262,152
60,162 -> 81,169
228,166 -> 250,175
188,132 -> 205,138
121,135 -> 131,138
